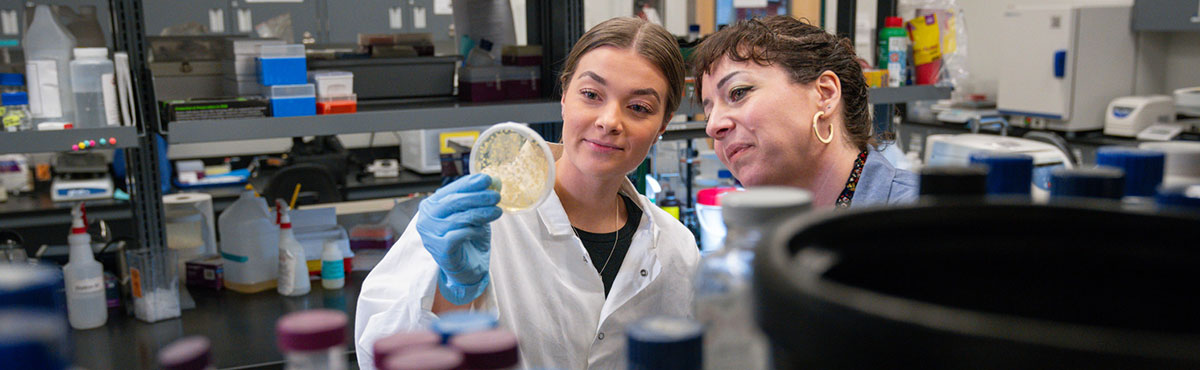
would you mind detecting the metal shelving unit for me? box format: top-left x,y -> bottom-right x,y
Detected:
0,126 -> 139,154
869,85 -> 953,105
167,101 -> 563,144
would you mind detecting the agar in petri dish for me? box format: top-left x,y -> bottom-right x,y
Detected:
470,123 -> 555,212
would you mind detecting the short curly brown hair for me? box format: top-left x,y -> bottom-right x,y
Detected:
691,15 -> 873,151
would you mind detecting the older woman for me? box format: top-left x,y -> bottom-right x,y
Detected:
693,15 -> 917,208
355,17 -> 697,369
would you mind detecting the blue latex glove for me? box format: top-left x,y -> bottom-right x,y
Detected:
416,173 -> 503,305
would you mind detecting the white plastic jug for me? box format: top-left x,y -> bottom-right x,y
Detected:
69,47 -> 117,128
23,5 -> 76,126
217,190 -> 279,293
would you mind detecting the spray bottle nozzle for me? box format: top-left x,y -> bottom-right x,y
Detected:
70,202 -> 88,234
275,199 -> 291,228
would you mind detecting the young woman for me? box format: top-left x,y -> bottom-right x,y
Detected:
355,17 -> 697,369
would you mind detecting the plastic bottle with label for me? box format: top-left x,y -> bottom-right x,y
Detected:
69,47 -> 117,128
321,240 -> 344,290
23,5 -> 77,126
63,203 -> 107,330
658,189 -> 682,220
218,189 -> 280,293
275,200 -> 310,297
879,16 -> 908,87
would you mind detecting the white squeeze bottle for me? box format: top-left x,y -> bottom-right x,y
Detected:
63,203 -> 107,329
275,200 -> 310,296
24,5 -> 77,126
321,240 -> 344,290
69,47 -> 117,128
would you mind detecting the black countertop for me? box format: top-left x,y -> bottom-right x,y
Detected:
70,271 -> 367,370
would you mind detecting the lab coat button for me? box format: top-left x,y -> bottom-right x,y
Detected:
640,269 -> 648,277
598,332 -> 605,340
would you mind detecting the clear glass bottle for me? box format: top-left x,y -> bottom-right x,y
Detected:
2,92 -> 32,132
277,309 -> 349,370
694,187 -> 811,370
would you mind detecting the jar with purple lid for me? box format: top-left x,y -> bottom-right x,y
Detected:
372,330 -> 441,369
276,309 -> 349,370
158,336 -> 214,370
384,346 -> 464,370
449,328 -> 520,369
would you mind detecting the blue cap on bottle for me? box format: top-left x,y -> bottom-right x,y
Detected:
1156,184 -> 1200,210
627,316 -> 703,370
969,152 -> 1034,196
2,92 -> 28,106
0,73 -> 24,86
1095,147 -> 1165,197
0,264 -> 65,312
431,311 -> 498,343
1050,166 -> 1125,200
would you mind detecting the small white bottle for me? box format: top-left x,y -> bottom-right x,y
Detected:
321,240 -> 344,290
63,203 -> 107,330
275,200 -> 310,296
69,47 -> 117,128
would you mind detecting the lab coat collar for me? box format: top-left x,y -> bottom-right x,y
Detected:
537,143 -> 664,326
536,144 -> 659,241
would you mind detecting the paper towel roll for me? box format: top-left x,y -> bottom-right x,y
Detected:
163,193 -> 216,258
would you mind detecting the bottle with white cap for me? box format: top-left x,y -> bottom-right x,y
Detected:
275,200 -> 310,296
693,187 -> 812,370
321,240 -> 344,290
63,203 -> 107,329
69,47 -> 117,128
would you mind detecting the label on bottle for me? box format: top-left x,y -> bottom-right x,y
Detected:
662,206 -> 680,220
72,276 -> 104,294
278,250 -> 294,294
101,73 -> 118,126
26,59 -> 63,118
130,267 -> 142,298
322,259 -> 345,280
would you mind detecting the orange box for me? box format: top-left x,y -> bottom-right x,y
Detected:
317,100 -> 357,114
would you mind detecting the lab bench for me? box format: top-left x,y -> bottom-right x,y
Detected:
70,271 -> 367,370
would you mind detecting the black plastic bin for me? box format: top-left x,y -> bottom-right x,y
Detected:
755,200 -> 1200,369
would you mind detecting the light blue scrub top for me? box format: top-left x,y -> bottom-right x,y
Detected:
849,150 -> 919,208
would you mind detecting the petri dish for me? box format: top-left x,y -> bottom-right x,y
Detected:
470,122 -> 555,213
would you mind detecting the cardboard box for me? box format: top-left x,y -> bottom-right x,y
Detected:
185,255 -> 223,290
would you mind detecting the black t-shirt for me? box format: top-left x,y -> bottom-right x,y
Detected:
573,194 -> 642,297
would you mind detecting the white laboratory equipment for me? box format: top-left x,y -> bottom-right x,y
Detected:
217,190 -> 280,293
695,187 -> 812,370
1139,142 -> 1200,187
69,48 -> 118,128
400,126 -> 488,174
1104,95 -> 1175,137
23,5 -> 77,126
924,134 -> 1075,202
275,200 -> 310,297
163,193 -> 216,309
997,5 -> 1153,132
63,203 -> 107,330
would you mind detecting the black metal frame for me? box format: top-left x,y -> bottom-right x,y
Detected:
110,0 -> 165,252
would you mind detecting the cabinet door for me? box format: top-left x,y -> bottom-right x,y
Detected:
326,0 -> 406,43
996,6 -> 1077,120
143,0 -> 232,36
230,0 -> 321,43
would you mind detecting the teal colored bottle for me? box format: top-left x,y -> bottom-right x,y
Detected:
877,16 -> 907,69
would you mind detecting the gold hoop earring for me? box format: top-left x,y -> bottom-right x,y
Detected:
812,111 -> 833,144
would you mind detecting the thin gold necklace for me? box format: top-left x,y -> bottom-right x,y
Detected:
573,195 -> 622,276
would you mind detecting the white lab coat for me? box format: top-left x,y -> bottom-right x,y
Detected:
354,170 -> 700,369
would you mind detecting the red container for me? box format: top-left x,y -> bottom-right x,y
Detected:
317,99 -> 357,114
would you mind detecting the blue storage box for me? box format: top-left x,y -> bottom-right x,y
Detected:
269,84 -> 316,117
258,44 -> 307,86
